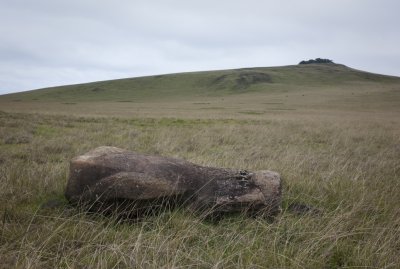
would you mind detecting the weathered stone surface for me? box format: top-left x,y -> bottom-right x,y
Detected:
65,146 -> 282,217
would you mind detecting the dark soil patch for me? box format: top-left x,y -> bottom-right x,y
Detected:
236,72 -> 272,86
92,87 -> 106,92
211,71 -> 272,91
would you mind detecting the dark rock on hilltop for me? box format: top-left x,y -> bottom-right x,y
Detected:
299,58 -> 334,65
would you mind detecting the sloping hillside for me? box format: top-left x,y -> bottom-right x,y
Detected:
1,64 -> 399,102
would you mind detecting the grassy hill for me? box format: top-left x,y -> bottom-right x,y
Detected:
1,63 -> 399,102
1,63 -> 399,119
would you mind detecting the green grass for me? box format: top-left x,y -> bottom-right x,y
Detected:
0,111 -> 399,268
0,64 -> 400,268
1,64 -> 399,120
1,64 -> 399,103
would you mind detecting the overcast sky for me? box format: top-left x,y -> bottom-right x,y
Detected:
0,0 -> 399,94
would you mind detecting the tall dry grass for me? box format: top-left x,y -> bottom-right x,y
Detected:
0,111 -> 399,268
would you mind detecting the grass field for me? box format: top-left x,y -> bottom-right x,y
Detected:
0,64 -> 400,268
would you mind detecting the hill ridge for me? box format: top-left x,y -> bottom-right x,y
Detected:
1,64 -> 399,102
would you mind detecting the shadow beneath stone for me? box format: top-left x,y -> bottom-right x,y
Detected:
287,202 -> 322,216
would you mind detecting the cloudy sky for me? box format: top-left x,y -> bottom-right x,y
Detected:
0,0 -> 399,94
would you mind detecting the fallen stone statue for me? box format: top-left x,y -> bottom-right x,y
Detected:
65,146 -> 282,218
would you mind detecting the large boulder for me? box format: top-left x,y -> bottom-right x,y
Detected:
65,146 -> 282,217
